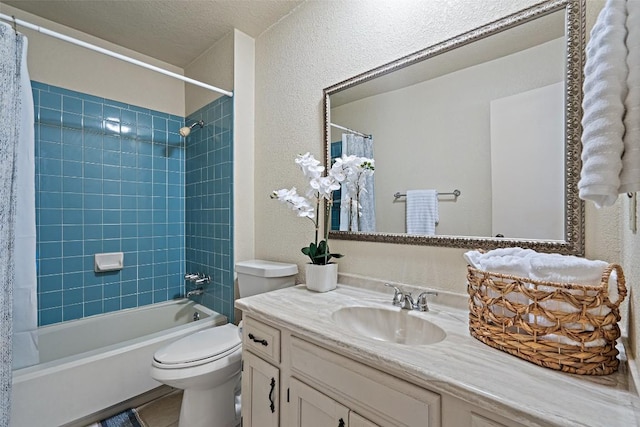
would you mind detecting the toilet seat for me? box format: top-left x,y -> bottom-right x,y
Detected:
153,324 -> 241,369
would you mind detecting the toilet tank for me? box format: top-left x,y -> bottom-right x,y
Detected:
236,260 -> 298,298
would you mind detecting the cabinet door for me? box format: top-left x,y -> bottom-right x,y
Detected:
289,378 -> 350,427
350,412 -> 380,427
470,413 -> 509,427
242,351 -> 279,427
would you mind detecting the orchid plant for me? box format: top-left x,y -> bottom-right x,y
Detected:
333,155 -> 375,231
271,152 -> 375,265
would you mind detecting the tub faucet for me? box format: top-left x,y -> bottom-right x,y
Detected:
195,275 -> 211,285
187,287 -> 204,297
185,273 -> 210,285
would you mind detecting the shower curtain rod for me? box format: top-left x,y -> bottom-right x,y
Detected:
0,13 -> 234,98
330,122 -> 371,139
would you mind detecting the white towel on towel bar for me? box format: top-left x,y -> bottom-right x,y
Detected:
580,0 -> 640,205
406,189 -> 438,235
579,0 -> 628,207
621,0 -> 640,193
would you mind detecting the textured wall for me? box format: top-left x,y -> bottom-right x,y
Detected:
253,1 -> 621,294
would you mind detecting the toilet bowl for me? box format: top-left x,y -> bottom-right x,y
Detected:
151,324 -> 242,427
150,260 -> 297,427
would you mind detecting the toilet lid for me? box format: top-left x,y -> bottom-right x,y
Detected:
154,324 -> 241,365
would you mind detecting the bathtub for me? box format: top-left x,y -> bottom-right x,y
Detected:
11,299 -> 227,427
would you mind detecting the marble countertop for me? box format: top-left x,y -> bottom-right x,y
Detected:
235,282 -> 640,427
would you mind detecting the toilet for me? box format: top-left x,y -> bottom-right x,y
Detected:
150,260 -> 297,427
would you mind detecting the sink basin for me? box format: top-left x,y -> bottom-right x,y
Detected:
331,306 -> 446,345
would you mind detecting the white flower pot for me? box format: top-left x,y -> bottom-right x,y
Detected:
305,263 -> 338,292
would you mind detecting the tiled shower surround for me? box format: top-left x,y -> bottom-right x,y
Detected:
185,98 -> 234,319
33,81 -> 234,326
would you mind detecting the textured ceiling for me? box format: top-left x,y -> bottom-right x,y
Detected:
2,0 -> 303,68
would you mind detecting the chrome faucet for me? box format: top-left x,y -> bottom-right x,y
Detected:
185,273 -> 211,285
385,284 -> 404,307
384,283 -> 438,312
187,287 -> 204,297
415,291 -> 438,312
194,275 -> 210,285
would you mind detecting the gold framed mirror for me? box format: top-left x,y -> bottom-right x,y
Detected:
323,0 -> 585,255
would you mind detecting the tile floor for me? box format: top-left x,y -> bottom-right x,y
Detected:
136,391 -> 182,427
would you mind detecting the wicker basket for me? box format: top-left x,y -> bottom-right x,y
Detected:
467,263 -> 627,375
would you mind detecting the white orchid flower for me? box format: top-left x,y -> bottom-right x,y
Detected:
295,152 -> 324,179
309,176 -> 340,200
271,187 -> 315,219
271,152 -> 374,264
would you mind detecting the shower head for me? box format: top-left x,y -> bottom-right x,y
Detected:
179,120 -> 204,137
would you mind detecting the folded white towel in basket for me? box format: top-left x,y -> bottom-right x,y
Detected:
464,249 -> 619,346
465,248 -> 536,318
463,247 -> 536,270
529,254 -> 618,303
529,254 -> 609,285
529,254 -> 617,346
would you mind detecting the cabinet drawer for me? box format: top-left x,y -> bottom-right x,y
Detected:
290,336 -> 441,427
243,316 -> 281,365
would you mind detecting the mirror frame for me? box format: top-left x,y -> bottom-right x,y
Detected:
323,0 -> 585,255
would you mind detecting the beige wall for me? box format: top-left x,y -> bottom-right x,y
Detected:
1,2 -> 185,116
233,29 -> 256,265
254,0 -> 587,287
184,27 -> 256,266
254,0 -> 628,329
184,31 -> 234,116
624,196 -> 640,360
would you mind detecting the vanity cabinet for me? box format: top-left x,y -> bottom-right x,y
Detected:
242,316 -> 439,427
289,378 -> 353,426
242,351 -> 279,427
441,394 -> 528,427
289,378 -> 381,426
241,315 -> 529,427
289,336 -> 440,427
241,317 -> 282,427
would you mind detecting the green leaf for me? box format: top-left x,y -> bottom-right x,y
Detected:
301,239 -> 345,264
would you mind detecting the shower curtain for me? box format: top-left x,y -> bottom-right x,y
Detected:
340,133 -> 376,232
0,21 -> 37,426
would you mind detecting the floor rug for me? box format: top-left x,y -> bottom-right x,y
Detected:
98,409 -> 144,427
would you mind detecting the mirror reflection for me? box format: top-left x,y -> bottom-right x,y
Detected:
325,0 -> 585,255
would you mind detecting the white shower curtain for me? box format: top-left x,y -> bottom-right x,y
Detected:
340,133 -> 376,232
0,22 -> 37,426
13,33 -> 38,371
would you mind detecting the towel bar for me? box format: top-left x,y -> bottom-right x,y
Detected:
394,189 -> 461,199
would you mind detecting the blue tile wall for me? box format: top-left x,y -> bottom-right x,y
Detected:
33,81 -> 186,326
185,97 -> 234,322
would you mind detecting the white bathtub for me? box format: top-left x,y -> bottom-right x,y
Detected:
11,299 -> 227,427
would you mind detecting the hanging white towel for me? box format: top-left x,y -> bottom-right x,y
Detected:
621,0 -> 640,193
406,189 -> 438,235
579,0 -> 628,208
